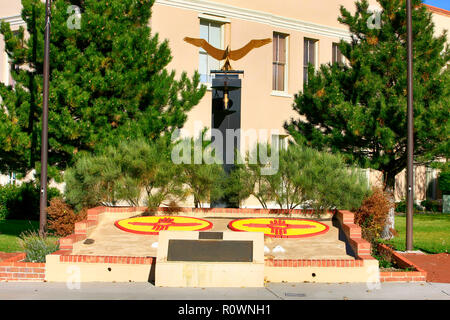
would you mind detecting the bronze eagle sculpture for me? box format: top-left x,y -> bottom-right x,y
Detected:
184,37 -> 272,71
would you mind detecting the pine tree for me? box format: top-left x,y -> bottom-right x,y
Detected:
0,0 -> 205,175
285,0 -> 449,194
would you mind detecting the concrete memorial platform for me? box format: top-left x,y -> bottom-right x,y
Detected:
44,207 -> 380,285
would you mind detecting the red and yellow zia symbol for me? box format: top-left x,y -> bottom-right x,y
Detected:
114,216 -> 213,235
228,218 -> 329,238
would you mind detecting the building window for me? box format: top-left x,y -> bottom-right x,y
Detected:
199,19 -> 223,84
7,172 -> 16,185
272,32 -> 288,92
332,43 -> 343,64
303,38 -> 317,85
426,167 -> 438,200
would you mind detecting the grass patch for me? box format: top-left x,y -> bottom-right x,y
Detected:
0,220 -> 58,253
382,213 -> 450,254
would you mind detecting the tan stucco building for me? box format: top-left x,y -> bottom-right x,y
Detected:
1,0 -> 448,205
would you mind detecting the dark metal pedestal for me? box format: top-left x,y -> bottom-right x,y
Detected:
211,71 -> 243,207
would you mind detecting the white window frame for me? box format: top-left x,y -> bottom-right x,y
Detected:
303,38 -> 319,85
332,42 -> 345,64
271,32 -> 289,95
198,17 -> 225,88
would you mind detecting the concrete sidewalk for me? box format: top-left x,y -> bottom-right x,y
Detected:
0,282 -> 449,300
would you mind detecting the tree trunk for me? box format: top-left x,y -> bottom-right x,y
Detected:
380,172 -> 396,240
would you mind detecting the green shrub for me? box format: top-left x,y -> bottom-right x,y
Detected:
421,199 -> 441,212
224,145 -> 274,209
65,138 -> 188,211
64,152 -> 124,211
0,183 -> 60,220
176,129 -> 226,208
438,171 -> 450,195
18,230 -> 59,262
395,199 -> 419,213
226,143 -> 370,213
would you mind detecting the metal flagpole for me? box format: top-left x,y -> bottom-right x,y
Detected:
406,0 -> 414,251
39,0 -> 51,237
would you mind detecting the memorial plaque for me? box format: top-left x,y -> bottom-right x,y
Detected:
167,239 -> 253,262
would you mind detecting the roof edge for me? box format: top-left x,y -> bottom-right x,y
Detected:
424,4 -> 450,17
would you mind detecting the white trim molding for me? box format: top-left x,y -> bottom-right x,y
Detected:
198,13 -> 231,24
156,0 -> 352,41
270,90 -> 292,98
0,15 -> 25,27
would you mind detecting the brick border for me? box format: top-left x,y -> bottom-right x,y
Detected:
264,259 -> 363,267
0,252 -> 45,282
58,255 -> 154,265
377,244 -> 427,282
0,252 -> 25,263
335,210 -> 374,261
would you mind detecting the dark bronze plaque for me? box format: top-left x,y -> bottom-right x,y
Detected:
167,240 -> 253,262
199,232 -> 223,240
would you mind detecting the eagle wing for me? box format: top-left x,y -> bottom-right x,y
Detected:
183,37 -> 227,61
228,38 -> 272,61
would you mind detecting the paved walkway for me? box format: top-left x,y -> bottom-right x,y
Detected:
0,282 -> 449,300
400,252 -> 450,283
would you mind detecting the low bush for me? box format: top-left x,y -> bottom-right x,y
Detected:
438,170 -> 450,195
420,199 -> 442,212
0,183 -> 60,220
227,143 -> 370,213
18,230 -> 59,262
354,188 -> 391,244
65,138 -> 188,211
395,199 -> 422,213
47,198 -> 87,237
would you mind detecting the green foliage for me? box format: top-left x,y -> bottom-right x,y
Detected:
395,199 -> 423,213
64,152 -> 118,211
19,230 -> 59,262
420,199 -> 441,212
371,250 -> 394,269
65,137 -> 185,211
65,134 -> 229,210
438,170 -> 450,195
227,143 -> 369,213
0,219 -> 39,252
285,0 -> 450,189
0,183 -> 60,220
383,213 -> 450,253
115,138 -> 187,211
176,131 -> 227,208
226,161 -> 271,209
271,144 -> 369,213
0,0 -> 205,175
